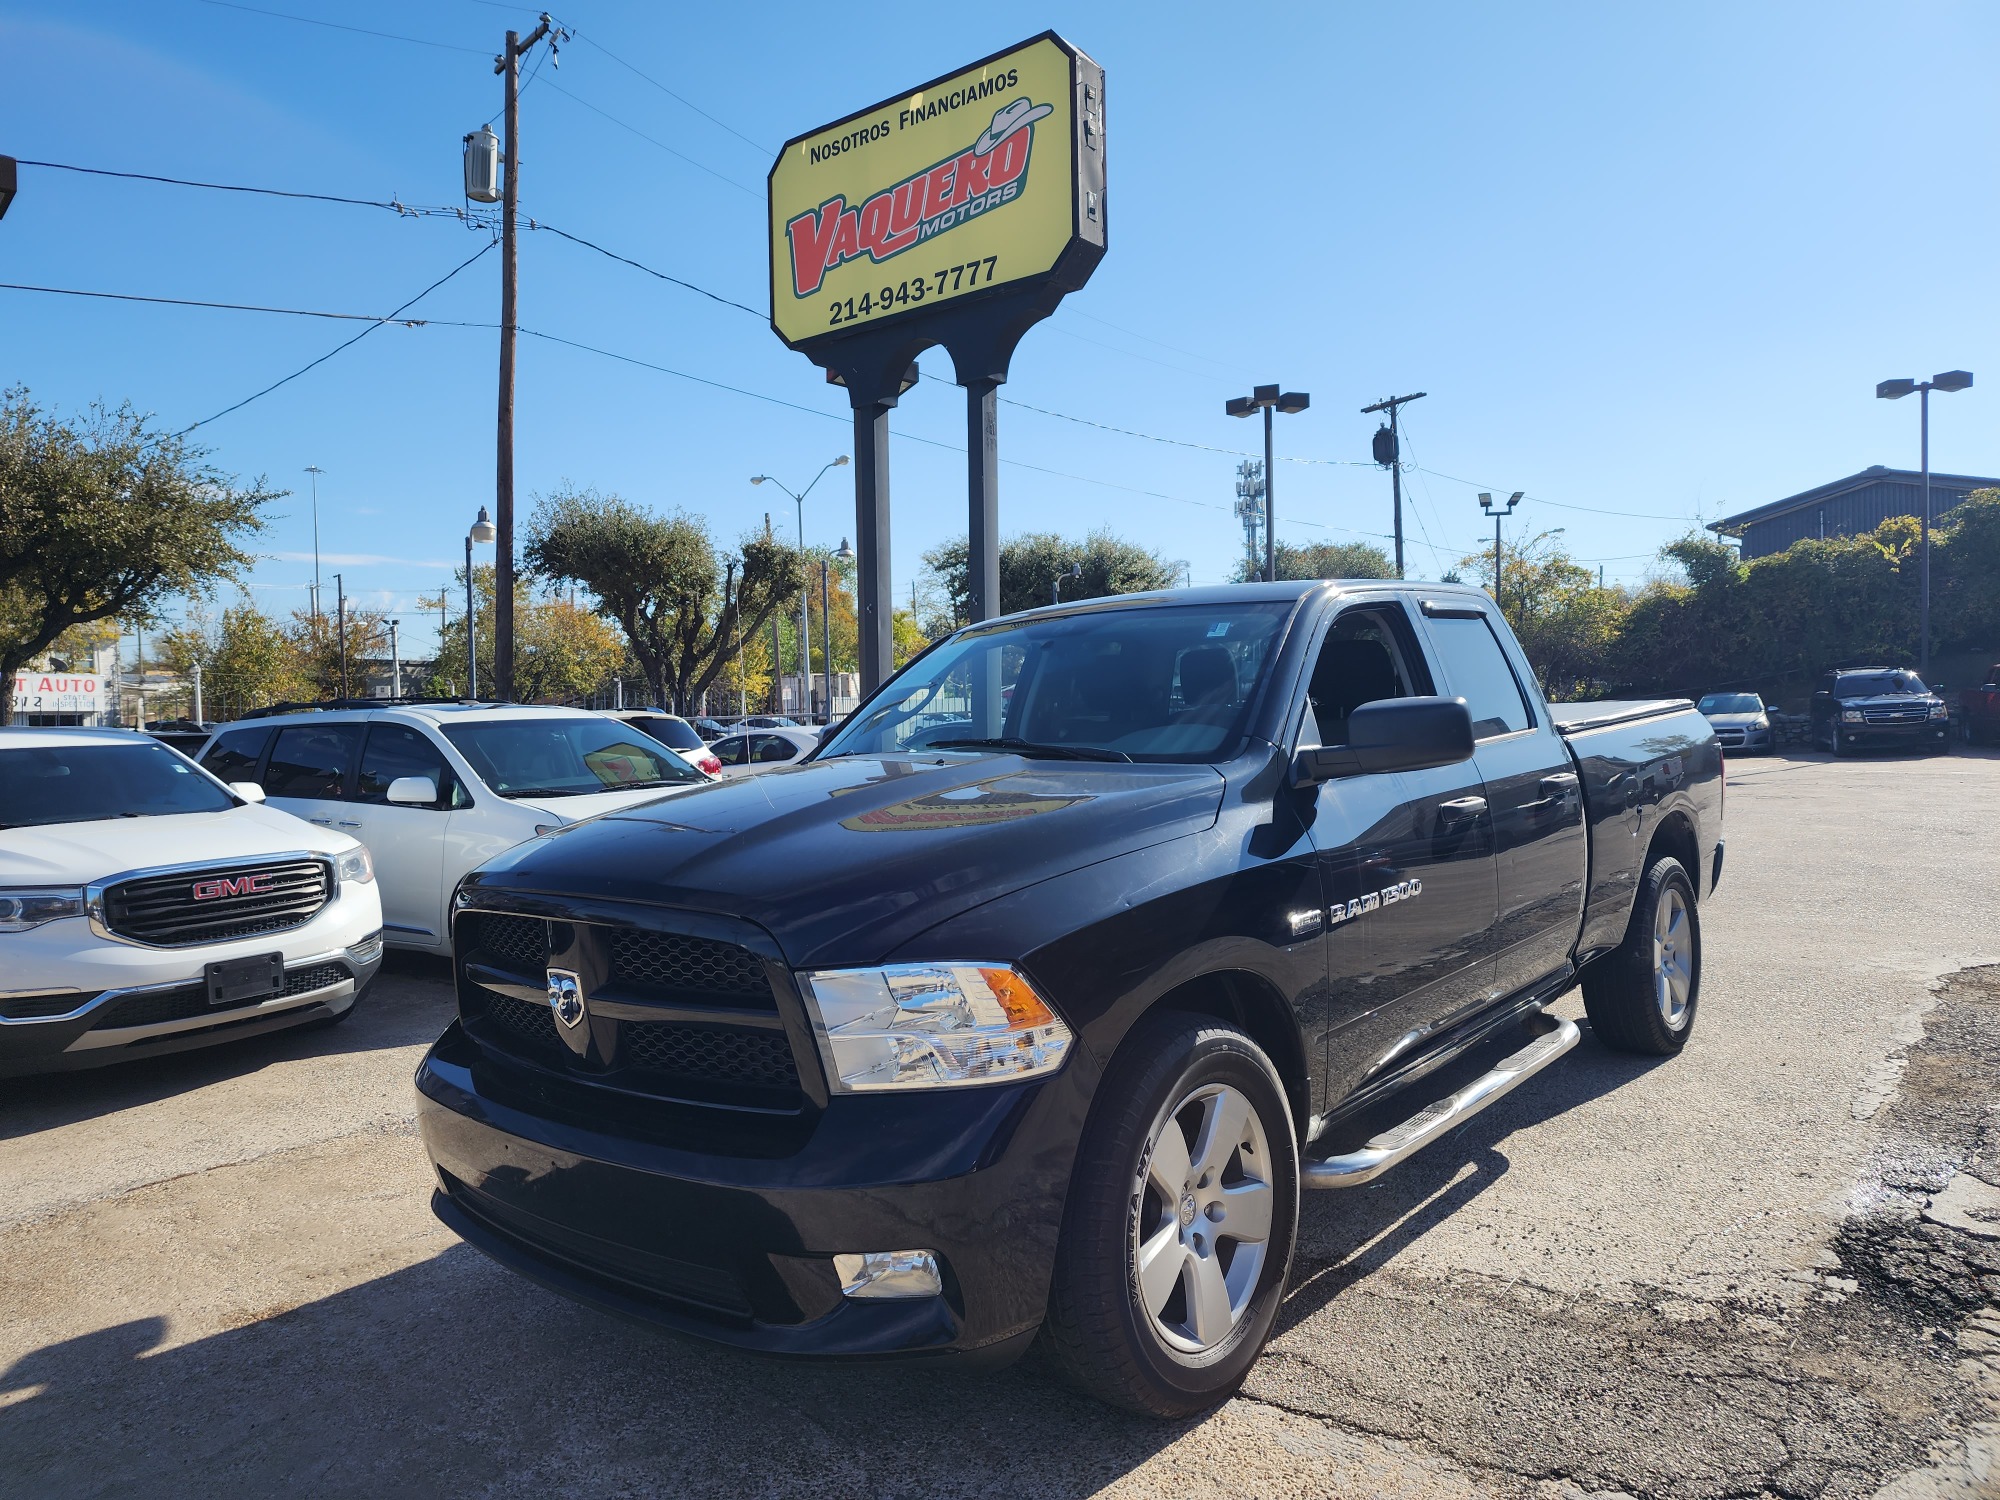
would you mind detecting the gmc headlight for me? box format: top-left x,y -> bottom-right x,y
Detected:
799,963 -> 1072,1092
0,889 -> 85,932
1841,709 -> 1864,722
334,848 -> 374,885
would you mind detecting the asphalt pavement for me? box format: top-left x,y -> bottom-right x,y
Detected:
3,745 -> 1998,1499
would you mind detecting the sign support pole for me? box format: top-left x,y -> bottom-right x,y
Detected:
966,379 -> 1002,624
851,395 -> 895,692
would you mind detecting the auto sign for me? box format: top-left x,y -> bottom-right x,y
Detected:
767,32 -> 1105,349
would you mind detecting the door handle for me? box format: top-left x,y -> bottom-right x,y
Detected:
1540,773 -> 1579,794
336,820 -> 362,830
1437,795 -> 1487,821
308,817 -> 332,826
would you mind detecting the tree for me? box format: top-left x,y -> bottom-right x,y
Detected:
1457,529 -> 1629,697
920,529 -> 1179,626
431,565 -> 628,704
0,387 -> 274,724
890,608 -> 929,668
1236,538 -> 1395,584
526,486 -> 806,715
155,598 -> 310,721
287,604 -> 390,701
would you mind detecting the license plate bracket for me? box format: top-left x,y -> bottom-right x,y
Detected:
206,952 -> 284,1006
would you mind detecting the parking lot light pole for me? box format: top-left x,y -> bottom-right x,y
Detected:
466,506 -> 495,700
1226,386 -> 1310,582
303,465 -> 325,622
1479,491 -> 1522,615
1876,371 -> 1973,678
752,457 -> 849,719
1053,562 -> 1082,606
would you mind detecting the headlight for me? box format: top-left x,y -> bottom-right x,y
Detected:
1841,709 -> 1864,722
0,889 -> 85,932
1929,704 -> 1949,720
334,848 -> 374,885
799,962 -> 1072,1092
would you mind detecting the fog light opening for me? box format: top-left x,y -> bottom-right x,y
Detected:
833,1249 -> 942,1300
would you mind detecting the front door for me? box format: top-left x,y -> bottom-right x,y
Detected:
1301,602 -> 1500,1105
346,722 -> 454,946
261,721 -> 365,838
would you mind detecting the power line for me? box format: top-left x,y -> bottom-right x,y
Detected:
569,33 -> 771,154
0,281 -> 493,326
539,77 -> 761,198
1068,309 -> 1258,379
1412,464 -> 1698,523
191,0 -> 489,53
531,224 -> 763,317
178,242 -> 495,435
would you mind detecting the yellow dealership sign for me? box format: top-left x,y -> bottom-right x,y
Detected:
768,33 -> 1105,348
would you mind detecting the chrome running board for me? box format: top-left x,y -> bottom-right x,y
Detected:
1302,1012 -> 1581,1189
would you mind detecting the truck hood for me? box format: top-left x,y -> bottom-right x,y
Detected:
506,782 -> 703,825
0,802 -> 356,883
1837,694 -> 1939,709
461,752 -> 1226,966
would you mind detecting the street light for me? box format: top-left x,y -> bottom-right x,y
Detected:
1479,491 -> 1522,614
752,455 -> 849,718
1877,369 -> 1974,677
1053,562 -> 1082,606
822,537 -> 855,722
466,505 -> 495,700
1225,385 -> 1310,583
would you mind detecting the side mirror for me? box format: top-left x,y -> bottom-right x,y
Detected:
230,781 -> 266,803
386,775 -> 438,806
1292,697 -> 1475,786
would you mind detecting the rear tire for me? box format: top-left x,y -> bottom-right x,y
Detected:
1582,856 -> 1700,1056
1039,1012 -> 1298,1417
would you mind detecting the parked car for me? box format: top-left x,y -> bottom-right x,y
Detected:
417,580 -> 1722,1416
1694,691 -> 1772,753
690,717 -> 733,742
602,710 -> 723,778
741,715 -> 804,730
706,725 -> 820,778
196,704 -> 706,952
1958,663 -> 2000,745
144,718 -> 220,757
1808,667 -> 1951,755
0,727 -> 383,1077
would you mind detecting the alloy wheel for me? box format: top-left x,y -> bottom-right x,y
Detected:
1653,884 -> 1693,1029
1131,1082 -> 1275,1354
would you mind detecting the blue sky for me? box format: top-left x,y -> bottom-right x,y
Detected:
4,1 -> 1995,658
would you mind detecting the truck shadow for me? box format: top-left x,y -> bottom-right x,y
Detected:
1281,1018 -> 1670,1333
0,952 -> 456,1141
0,1248 -> 1196,1500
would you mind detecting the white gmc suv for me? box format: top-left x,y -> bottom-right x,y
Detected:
0,728 -> 384,1077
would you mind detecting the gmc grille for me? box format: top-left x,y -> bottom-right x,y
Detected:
101,859 -> 331,947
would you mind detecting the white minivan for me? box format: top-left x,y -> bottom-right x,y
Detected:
199,704 -> 707,953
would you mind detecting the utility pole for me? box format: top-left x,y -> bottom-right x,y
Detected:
304,465 -> 325,622
492,14 -> 559,704
1362,392 -> 1427,579
389,618 -> 401,698
333,572 -> 347,700
191,661 -> 203,725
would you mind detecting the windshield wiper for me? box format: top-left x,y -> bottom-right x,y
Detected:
499,786 -> 591,799
930,737 -> 1131,762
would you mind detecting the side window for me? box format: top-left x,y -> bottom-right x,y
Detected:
713,736 -> 749,766
752,734 -> 796,764
355,724 -> 449,807
1425,616 -> 1532,739
201,726 -> 271,782
264,723 -> 364,800
1304,607 -> 1431,746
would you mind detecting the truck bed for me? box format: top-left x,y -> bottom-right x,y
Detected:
1548,698 -> 1693,734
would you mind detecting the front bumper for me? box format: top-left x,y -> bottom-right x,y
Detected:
1837,720 -> 1949,746
415,1020 -> 1088,1362
0,911 -> 385,1076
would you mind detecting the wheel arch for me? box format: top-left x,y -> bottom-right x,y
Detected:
1132,969 -> 1310,1144
1646,809 -> 1702,902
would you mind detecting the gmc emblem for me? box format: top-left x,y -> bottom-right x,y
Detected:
191,873 -> 274,902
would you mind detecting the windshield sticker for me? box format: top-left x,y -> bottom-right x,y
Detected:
1206,622 -> 1231,637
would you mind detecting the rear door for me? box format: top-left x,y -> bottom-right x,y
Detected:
346,722 -> 454,947
199,725 -> 273,788
1301,599 -> 1501,1103
261,721 -> 365,836
1417,601 -> 1586,1002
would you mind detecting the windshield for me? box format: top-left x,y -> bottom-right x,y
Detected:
0,742 -> 237,828
1697,694 -> 1762,714
822,601 -> 1294,763
1837,671 -> 1928,698
442,718 -> 704,798
622,715 -> 705,751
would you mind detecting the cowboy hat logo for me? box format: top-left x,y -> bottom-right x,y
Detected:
787,96 -> 1052,299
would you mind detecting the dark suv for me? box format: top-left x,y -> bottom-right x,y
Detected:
1809,667 -> 1950,755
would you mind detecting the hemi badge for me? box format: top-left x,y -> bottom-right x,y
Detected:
1287,909 -> 1325,938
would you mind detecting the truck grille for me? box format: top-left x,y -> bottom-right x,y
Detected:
101,859 -> 330,947
457,911 -> 801,1108
1861,706 -> 1927,724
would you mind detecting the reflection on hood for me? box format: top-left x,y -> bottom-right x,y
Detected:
839,778 -> 1091,832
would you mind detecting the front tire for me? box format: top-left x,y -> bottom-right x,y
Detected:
1039,1012 -> 1299,1417
1582,856 -> 1700,1056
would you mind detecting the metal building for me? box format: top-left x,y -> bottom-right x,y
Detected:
1710,465 -> 2000,560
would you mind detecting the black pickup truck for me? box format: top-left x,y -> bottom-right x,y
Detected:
416,581 -> 1722,1416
